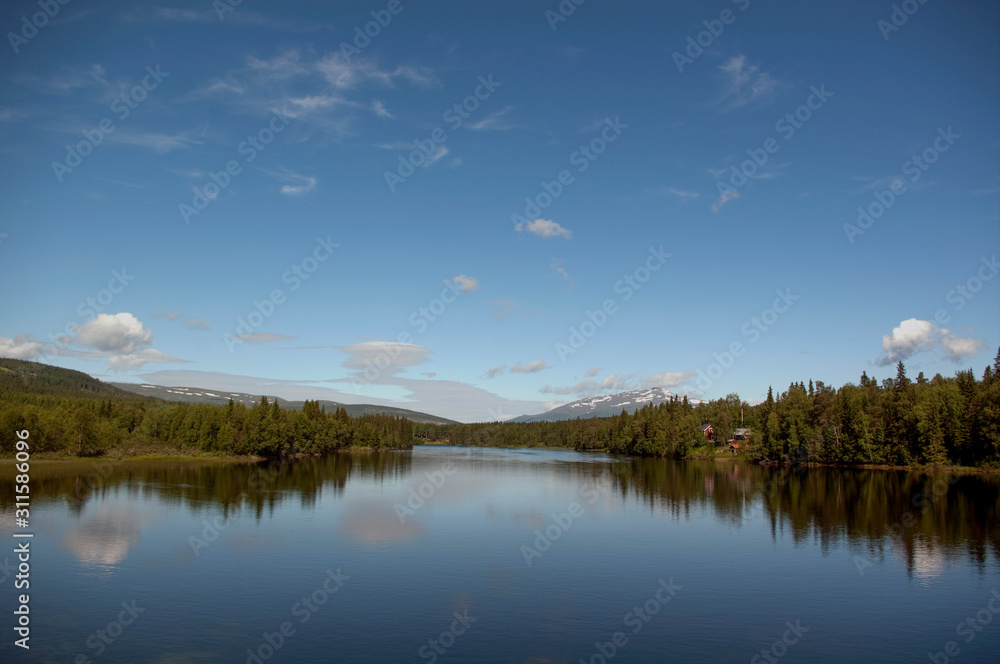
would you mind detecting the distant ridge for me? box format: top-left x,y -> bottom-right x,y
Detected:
0,358 -> 148,400
0,358 -> 456,424
111,382 -> 457,425
510,387 -> 702,423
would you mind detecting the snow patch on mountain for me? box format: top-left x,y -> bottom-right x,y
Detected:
512,387 -> 703,423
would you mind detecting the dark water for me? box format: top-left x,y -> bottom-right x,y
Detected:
1,447 -> 998,663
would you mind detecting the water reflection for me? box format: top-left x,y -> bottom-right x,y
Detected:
342,500 -> 424,544
1,448 -> 997,578
62,504 -> 144,568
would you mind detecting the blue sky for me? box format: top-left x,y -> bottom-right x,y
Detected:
1,0 -> 997,422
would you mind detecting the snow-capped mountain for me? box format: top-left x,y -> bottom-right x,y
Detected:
510,387 -> 702,423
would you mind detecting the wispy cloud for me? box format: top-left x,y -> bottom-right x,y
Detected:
277,172 -> 317,195
717,55 -> 779,109
539,371 -> 694,397
550,258 -> 574,289
183,49 -> 438,135
539,374 -> 633,396
511,360 -> 548,374
104,129 -> 202,153
711,188 -> 740,213
235,333 -> 293,345
483,365 -> 505,380
643,371 -> 697,388
186,318 -> 212,331
661,187 -> 700,202
424,145 -> 449,167
467,106 -> 515,131
339,341 -> 431,378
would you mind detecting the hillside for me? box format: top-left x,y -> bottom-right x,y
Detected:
110,382 -> 457,425
0,358 -> 149,400
0,359 -> 455,425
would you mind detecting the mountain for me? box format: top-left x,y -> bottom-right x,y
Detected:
509,387 -> 702,423
0,358 -> 455,424
0,358 -> 150,400
110,382 -> 457,425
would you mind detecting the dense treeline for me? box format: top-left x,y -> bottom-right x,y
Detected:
417,351 -> 1000,468
0,392 -> 413,457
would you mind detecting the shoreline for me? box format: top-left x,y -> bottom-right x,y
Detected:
3,445 -> 996,474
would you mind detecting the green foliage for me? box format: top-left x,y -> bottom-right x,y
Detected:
0,388 -> 413,458
0,358 -> 148,400
415,351 -> 1000,468
3,353 -> 999,468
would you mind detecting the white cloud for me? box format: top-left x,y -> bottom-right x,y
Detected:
878,318 -> 936,365
279,174 -> 317,195
540,370 -> 694,397
60,312 -> 182,371
185,318 -> 212,331
372,100 -> 392,118
0,334 -> 50,360
718,55 -> 778,109
72,313 -> 152,352
451,275 -> 479,292
184,49 -> 437,136
539,382 -> 595,396
643,371 -> 697,388
540,374 -> 633,396
877,318 -> 984,365
288,95 -> 352,112
585,367 -> 602,377
599,374 -> 634,391
939,329 -> 985,362
515,218 -> 572,239
155,312 -> 183,321
711,188 -> 740,213
339,341 -> 431,378
313,52 -> 437,90
106,348 -> 180,372
510,360 -> 548,374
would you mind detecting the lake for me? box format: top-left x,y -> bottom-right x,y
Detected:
1,446 -> 998,663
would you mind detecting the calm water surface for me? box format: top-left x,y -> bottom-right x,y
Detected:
1,446 -> 998,663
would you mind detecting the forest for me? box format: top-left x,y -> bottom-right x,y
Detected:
0,359 -> 413,456
0,392 -> 413,457
2,352 -> 999,467
416,351 -> 1000,468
